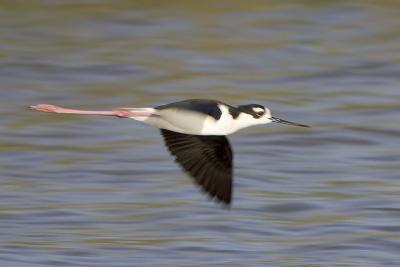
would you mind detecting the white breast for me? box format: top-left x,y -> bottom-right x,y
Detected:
200,105 -> 263,135
199,105 -> 237,135
131,108 -> 209,135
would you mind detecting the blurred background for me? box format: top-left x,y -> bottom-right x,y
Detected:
1,1 -> 400,266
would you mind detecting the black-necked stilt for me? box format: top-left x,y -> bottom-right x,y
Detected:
31,99 -> 309,206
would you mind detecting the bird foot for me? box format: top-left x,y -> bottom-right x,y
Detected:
30,104 -> 64,113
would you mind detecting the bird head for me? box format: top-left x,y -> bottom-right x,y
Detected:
236,104 -> 310,128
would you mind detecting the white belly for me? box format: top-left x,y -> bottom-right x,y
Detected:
132,105 -> 240,135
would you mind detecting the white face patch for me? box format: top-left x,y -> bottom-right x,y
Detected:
252,107 -> 265,114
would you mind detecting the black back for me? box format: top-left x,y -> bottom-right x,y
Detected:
155,99 -> 224,120
160,129 -> 233,205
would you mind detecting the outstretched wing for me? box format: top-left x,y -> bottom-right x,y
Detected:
160,129 -> 233,205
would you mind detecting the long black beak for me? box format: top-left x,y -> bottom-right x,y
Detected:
271,117 -> 310,128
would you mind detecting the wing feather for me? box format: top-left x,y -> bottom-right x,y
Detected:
160,129 -> 233,205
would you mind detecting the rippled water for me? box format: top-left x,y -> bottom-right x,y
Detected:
1,1 -> 400,266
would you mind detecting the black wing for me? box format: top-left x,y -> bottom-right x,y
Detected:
160,129 -> 233,205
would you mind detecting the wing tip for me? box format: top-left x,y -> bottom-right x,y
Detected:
203,187 -> 232,207
219,198 -> 232,208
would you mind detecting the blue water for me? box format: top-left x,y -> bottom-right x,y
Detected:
1,1 -> 400,266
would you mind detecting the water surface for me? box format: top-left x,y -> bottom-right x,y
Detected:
1,1 -> 400,266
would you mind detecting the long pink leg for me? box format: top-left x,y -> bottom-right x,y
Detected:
30,104 -> 153,118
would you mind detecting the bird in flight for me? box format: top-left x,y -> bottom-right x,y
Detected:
31,99 -> 309,206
